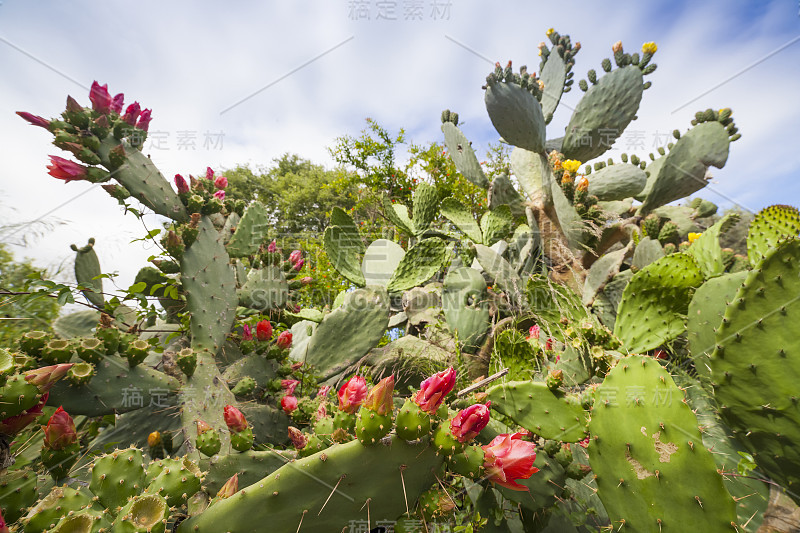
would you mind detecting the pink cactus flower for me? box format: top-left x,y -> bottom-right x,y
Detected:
223,405 -> 248,433
89,81 -> 112,114
281,395 -> 298,414
216,474 -> 239,499
289,250 -> 303,265
256,320 -> 272,341
276,331 -> 292,350
206,167 -> 215,180
25,364 -> 73,392
0,393 -> 49,436
450,402 -> 491,443
528,324 -> 540,340
213,189 -> 225,201
338,375 -> 368,414
267,240 -> 278,253
111,93 -> 125,113
482,432 -> 539,491
122,102 -> 141,126
46,156 -> 88,183
136,109 -> 152,131
317,385 -> 332,398
214,175 -> 228,189
242,324 -> 253,341
414,367 -> 456,413
281,379 -> 300,395
288,427 -> 306,450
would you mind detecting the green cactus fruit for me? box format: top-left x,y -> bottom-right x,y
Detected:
554,444 -> 573,468
231,376 -> 256,397
94,324 -> 121,355
355,406 -> 393,445
448,444 -> 484,477
89,448 -> 146,510
124,339 -> 150,367
641,213 -> 662,238
176,347 -> 197,377
19,330 -> 50,357
40,339 -> 73,364
196,426 -> 222,457
111,493 -> 169,533
657,220 -> 679,244
333,410 -> 356,433
542,439 -> 561,456
395,399 -> 432,441
432,423 -> 465,457
229,426 -> 254,452
417,487 -> 455,522
0,468 -> 40,524
297,433 -> 328,458
49,510 -> 111,533
66,362 -> 95,385
42,442 -> 80,481
565,462 -> 592,480
22,486 -> 94,533
663,242 -> 676,254
74,337 -> 105,364
313,416 -> 336,443
546,368 -> 564,390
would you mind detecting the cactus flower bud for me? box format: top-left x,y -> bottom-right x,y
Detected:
47,156 -> 88,183
214,175 -> 228,189
527,324 -> 540,340
281,395 -> 298,414
363,375 -> 395,416
44,406 -> 77,450
576,176 -> 589,192
213,189 -> 225,201
136,109 -> 152,131
414,367 -> 456,414
301,276 -> 313,286
216,474 -> 239,499
288,427 -> 307,450
196,419 -> 213,434
276,331 -> 292,350
175,174 -> 190,194
289,250 -> 303,265
281,379 -> 299,395
111,93 -> 125,113
450,402 -> 491,443
317,385 -> 332,398
89,81 -> 112,114
223,405 -> 248,433
256,320 -> 272,341
338,375 -> 368,414
122,102 -> 141,125
612,41 -> 623,53
242,324 -> 253,341
147,431 -> 162,448
291,258 -> 304,272
482,432 -> 539,491
17,111 -> 50,129
545,338 -> 554,351
206,167 -> 215,180
267,240 -> 278,253
25,363 -> 72,392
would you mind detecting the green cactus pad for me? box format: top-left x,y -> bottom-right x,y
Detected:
145,457 -> 202,507
48,354 -> 179,417
582,244 -> 631,306
179,437 -> 443,533
488,174 -> 526,218
639,122 -> 731,213
71,238 -> 104,308
432,423 -> 465,457
746,205 -> 800,267
539,49 -> 568,123
614,253 -> 704,353
0,468 -> 41,524
510,147 -> 550,205
386,238 -> 448,293
66,362 -> 95,385
74,337 -> 105,364
588,355 -> 737,531
710,238 -> 800,500
562,66 -> 644,162
448,444 -> 484,477
631,236 -> 665,271
181,215 -> 237,353
686,212 -> 740,278
441,122 -> 490,189
442,267 -> 491,354
89,448 -> 147,510
411,183 -> 439,233
361,239 -> 405,288
486,381 -> 588,442
395,399 -> 431,441
480,204 -> 514,246
585,163 -> 647,201
485,81 -> 547,153
225,201 -> 270,257
49,510 -> 110,533
687,272 -> 748,383
474,244 -> 528,310
305,287 -> 389,378
440,197 -> 482,243
22,486 -> 93,533
205,449 -> 291,496
323,225 -> 366,286
19,330 -> 50,357
237,265 -> 288,311
231,376 -> 256,396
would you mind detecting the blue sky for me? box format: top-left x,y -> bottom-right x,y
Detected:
1,0 -> 799,297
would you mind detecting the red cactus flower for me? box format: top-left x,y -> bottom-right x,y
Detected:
242,324 -> 253,341
267,240 -> 278,253
450,402 -> 491,443
25,364 -> 73,392
291,258 -> 304,272
216,474 -> 239,499
256,320 -> 272,341
363,375 -> 394,416
213,189 -> 225,201
288,250 -> 303,265
111,93 -> 125,114
44,406 -> 77,450
276,331 -> 292,350
545,338 -> 554,351
281,379 -> 299,395
527,324 -> 540,340
47,156 -> 88,182
89,81 -> 112,114
206,167 -> 215,180
338,375 -> 368,414
17,111 -> 50,129
122,102 -> 141,126
214,175 -> 228,189
414,367 -> 456,413
482,433 -> 539,491
136,109 -> 152,131
317,385 -> 332,398
223,405 -> 248,433
0,392 -> 49,436
281,395 -> 298,415
175,174 -> 190,194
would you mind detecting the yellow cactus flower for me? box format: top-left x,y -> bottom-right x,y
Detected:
576,176 -> 589,192
546,28 -> 555,36
537,79 -> 545,91
688,232 -> 702,243
147,431 -> 162,447
562,159 -> 582,174
612,41 -> 623,53
642,42 -> 658,55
